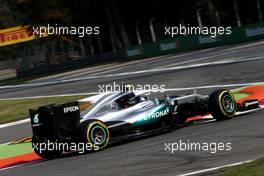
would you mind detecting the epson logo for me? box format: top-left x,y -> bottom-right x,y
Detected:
64,106 -> 79,113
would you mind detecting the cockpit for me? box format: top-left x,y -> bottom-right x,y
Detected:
115,92 -> 147,108
81,92 -> 149,119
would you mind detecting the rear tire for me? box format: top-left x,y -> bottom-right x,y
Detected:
80,120 -> 110,151
209,89 -> 237,121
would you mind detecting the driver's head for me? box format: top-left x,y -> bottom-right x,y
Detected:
128,96 -> 146,105
138,96 -> 146,102
126,97 -> 137,106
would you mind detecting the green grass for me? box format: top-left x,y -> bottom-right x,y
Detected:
0,143 -> 32,159
232,92 -> 250,100
218,158 -> 264,176
0,95 -> 88,124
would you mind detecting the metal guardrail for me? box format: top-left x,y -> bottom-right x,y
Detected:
17,50 -> 126,77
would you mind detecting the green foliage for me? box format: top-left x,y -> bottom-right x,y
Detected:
0,0 -> 262,60
10,0 -> 71,25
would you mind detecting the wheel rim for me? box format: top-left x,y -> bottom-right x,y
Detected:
90,125 -> 107,145
222,95 -> 235,113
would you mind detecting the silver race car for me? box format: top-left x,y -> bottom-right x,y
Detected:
29,89 -> 259,158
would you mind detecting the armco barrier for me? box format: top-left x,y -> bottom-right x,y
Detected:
126,22 -> 264,59
17,51 -> 126,77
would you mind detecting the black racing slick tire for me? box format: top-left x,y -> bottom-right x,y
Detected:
209,89 -> 237,121
32,136 -> 62,159
80,120 -> 110,151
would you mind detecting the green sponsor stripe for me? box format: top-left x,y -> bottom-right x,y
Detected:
133,105 -> 170,126
0,142 -> 32,159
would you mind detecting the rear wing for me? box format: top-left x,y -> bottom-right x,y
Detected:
29,102 -> 80,141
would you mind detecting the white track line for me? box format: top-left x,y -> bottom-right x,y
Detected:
164,82 -> 264,92
0,142 -> 11,146
167,40 -> 264,61
0,92 -> 98,101
177,160 -> 253,176
160,45 -> 260,69
0,160 -> 45,171
0,56 -> 263,90
0,119 -> 30,128
1,81 -> 264,101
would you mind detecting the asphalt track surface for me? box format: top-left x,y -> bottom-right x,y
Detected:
1,40 -> 264,175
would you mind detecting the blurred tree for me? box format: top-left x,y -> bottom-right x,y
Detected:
206,0 -> 217,26
0,0 -> 19,61
0,0 -> 263,61
233,0 -> 241,26
256,0 -> 263,22
0,0 -> 17,28
10,0 -> 71,25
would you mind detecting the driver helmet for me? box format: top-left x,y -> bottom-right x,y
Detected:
138,96 -> 146,102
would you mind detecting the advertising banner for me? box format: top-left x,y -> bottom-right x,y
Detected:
0,26 -> 37,47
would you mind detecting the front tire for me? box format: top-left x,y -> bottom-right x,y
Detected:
209,89 -> 237,121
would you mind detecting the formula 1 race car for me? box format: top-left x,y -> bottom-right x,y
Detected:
29,89 -> 259,158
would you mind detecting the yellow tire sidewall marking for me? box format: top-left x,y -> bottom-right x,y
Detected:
218,90 -> 236,117
86,121 -> 110,149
